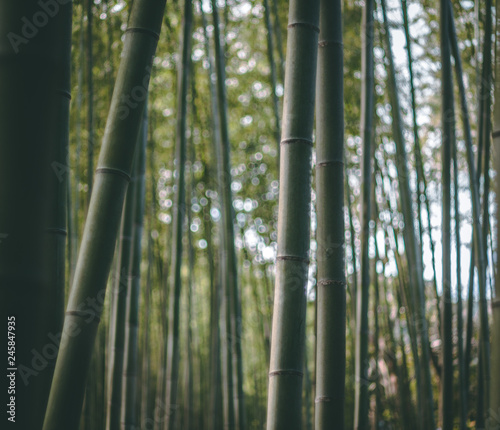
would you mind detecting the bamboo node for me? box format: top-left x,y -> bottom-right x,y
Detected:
280,138 -> 313,147
316,160 -> 344,168
125,27 -> 160,41
287,22 -> 320,33
317,279 -> 346,287
46,227 -> 68,236
96,167 -> 132,182
318,40 -> 343,48
276,255 -> 310,263
269,369 -> 303,378
492,129 -> 500,138
315,396 -> 332,403
56,89 -> 72,100
65,310 -> 101,323
491,298 -> 500,308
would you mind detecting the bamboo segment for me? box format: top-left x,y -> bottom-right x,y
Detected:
42,0 -> 166,427
266,0 -> 319,428
314,0 -> 346,428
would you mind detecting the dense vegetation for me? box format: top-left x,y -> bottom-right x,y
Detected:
1,0 -> 499,429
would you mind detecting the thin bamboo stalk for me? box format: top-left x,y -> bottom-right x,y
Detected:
354,0 -> 373,427
165,0 -> 192,427
380,0 -> 435,426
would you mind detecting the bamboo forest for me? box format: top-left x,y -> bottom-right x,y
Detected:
2,0 -> 500,429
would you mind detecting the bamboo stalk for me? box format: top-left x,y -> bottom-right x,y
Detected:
354,0 -> 373,427
266,0 -> 320,427
439,0 -> 454,426
165,0 -> 192,427
42,0 -> 166,426
314,0 -> 346,428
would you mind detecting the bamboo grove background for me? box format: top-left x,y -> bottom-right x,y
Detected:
1,0 -> 500,429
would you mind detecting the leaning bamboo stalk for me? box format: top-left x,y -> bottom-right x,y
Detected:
42,0 -> 166,427
265,0 -> 320,428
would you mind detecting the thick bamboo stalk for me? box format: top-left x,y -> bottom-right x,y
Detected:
354,0 -> 373,428
266,0 -> 319,428
42,1 -> 166,427
0,1 -> 72,428
314,0 -> 345,428
165,0 -> 192,427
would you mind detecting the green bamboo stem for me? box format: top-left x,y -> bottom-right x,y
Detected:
314,0 -> 346,427
270,0 -> 285,83
380,0 -> 435,426
354,0 -> 373,428
42,1 -> 166,427
210,0 -> 246,428
453,122 -> 467,430
107,153 -> 137,430
165,0 -> 192,427
121,103 -> 148,430
266,0 -> 319,428
263,0 -> 281,170
86,0 -> 94,203
439,0 -> 454,426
